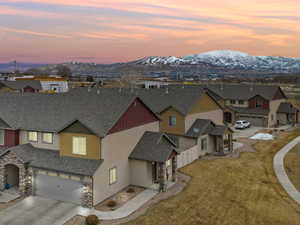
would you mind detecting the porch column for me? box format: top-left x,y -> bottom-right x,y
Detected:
0,166 -> 4,191
229,134 -> 233,152
158,162 -> 166,192
172,156 -> 177,182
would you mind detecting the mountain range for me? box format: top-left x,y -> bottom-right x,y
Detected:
1,50 -> 300,77
134,50 -> 300,73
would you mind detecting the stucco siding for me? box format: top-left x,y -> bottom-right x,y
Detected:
185,109 -> 224,132
197,135 -> 215,156
130,160 -> 153,188
19,130 -> 60,150
269,99 -> 286,127
92,121 -> 159,205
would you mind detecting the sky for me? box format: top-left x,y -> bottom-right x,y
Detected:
0,0 -> 300,63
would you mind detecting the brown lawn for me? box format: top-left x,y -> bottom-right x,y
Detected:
124,130 -> 300,225
285,143 -> 300,192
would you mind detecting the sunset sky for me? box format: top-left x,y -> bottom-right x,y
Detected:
0,0 -> 300,63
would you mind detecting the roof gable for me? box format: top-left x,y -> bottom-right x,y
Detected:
58,120 -> 96,135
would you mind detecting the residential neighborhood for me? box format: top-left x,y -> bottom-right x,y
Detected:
0,82 -> 299,225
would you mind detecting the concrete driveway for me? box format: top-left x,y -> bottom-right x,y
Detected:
232,126 -> 263,139
0,196 -> 77,225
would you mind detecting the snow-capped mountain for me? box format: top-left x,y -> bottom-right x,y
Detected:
135,50 -> 300,73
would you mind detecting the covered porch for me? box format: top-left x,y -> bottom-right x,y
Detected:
211,127 -> 234,156
129,131 -> 179,192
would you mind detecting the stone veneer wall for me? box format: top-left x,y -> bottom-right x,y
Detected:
0,151 -> 32,196
81,177 -> 93,208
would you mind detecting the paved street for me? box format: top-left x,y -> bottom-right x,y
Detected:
0,196 -> 77,225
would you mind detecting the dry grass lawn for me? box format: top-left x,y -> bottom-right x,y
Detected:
285,143 -> 300,192
124,130 -> 300,225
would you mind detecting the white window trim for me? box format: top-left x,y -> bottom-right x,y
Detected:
72,136 -> 87,155
109,167 -> 117,185
201,138 -> 207,151
42,132 -> 53,144
28,131 -> 38,142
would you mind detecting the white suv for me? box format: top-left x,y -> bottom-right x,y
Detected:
234,120 -> 251,129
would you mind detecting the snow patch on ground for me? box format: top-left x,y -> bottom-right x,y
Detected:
250,133 -> 274,140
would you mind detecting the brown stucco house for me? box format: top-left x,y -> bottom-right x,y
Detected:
0,89 -> 179,208
198,84 -> 297,127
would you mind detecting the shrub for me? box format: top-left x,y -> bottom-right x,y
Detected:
86,215 -> 99,225
106,200 -> 117,208
126,187 -> 135,193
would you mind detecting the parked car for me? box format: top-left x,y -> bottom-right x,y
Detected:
234,120 -> 251,129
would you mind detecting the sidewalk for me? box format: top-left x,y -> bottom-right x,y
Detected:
54,189 -> 158,225
273,136 -> 300,205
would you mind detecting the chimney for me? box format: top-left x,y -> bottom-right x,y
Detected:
166,87 -> 169,94
97,89 -> 100,95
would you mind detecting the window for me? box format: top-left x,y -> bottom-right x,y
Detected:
255,100 -> 263,108
271,114 -> 274,121
166,159 -> 172,167
238,100 -> 244,105
169,116 -> 177,126
72,137 -> 87,155
201,138 -> 207,151
28,131 -> 38,142
42,132 -> 53,144
0,129 -> 4,145
230,100 -> 235,104
109,167 -> 117,185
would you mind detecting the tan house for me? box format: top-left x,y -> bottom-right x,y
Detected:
0,89 -> 178,208
199,84 -> 297,127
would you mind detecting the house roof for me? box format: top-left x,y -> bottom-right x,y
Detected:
186,119 -> 231,138
277,102 -> 299,114
0,80 -> 42,90
1,144 -> 102,176
129,131 -> 178,163
197,84 -> 285,101
0,88 -> 155,137
117,86 -> 209,115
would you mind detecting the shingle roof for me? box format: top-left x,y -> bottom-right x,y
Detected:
0,80 -> 42,90
197,84 -> 285,101
115,86 -> 207,115
1,144 -> 102,176
277,102 -> 299,114
129,131 -> 178,163
0,88 -> 145,137
186,119 -> 231,138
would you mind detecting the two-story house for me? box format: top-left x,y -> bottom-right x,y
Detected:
0,89 -> 178,208
199,84 -> 298,127
122,86 -> 233,163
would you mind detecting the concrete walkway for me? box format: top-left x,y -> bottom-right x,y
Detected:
273,136 -> 300,205
0,191 -> 20,203
54,189 -> 158,225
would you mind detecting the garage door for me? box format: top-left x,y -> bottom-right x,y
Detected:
35,173 -> 83,204
239,116 -> 265,127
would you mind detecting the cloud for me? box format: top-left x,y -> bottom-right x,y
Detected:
0,26 -> 71,38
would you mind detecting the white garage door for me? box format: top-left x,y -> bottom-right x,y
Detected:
239,116 -> 265,127
35,173 -> 83,204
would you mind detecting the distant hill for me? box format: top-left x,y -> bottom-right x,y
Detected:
11,50 -> 300,78
0,63 -> 46,72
